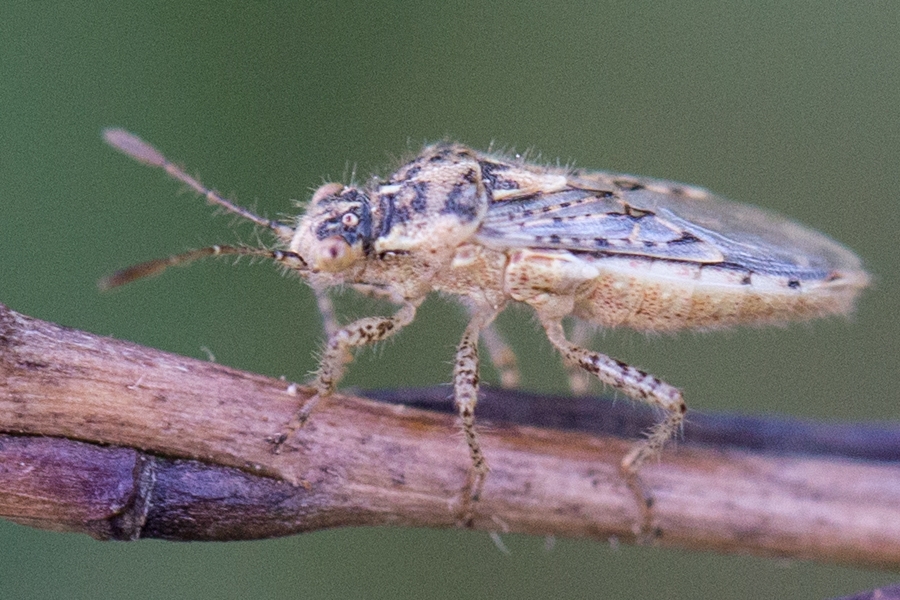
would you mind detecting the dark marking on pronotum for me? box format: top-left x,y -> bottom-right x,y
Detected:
378,194 -> 395,238
394,205 -> 411,226
378,193 -> 413,238
441,182 -> 480,222
410,181 -> 429,213
398,164 -> 421,181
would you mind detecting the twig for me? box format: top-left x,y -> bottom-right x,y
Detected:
1,302 -> 899,570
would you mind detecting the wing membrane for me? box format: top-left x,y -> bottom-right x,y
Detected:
476,187 -> 725,263
475,169 -> 863,280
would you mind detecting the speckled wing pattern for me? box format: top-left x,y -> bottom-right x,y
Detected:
475,169 -> 862,281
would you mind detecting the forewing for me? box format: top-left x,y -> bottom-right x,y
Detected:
476,185 -> 725,263
476,170 -> 864,280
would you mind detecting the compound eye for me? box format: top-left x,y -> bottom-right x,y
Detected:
341,212 -> 360,228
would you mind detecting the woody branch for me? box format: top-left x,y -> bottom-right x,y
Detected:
0,302 -> 898,570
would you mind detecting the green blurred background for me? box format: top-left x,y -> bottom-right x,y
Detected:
2,2 -> 898,598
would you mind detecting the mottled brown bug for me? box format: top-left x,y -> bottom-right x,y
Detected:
102,129 -> 869,531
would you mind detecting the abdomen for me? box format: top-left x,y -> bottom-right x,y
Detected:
574,255 -> 869,332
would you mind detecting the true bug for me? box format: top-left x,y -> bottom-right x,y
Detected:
102,129 -> 869,531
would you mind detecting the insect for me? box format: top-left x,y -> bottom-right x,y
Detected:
102,129 -> 870,532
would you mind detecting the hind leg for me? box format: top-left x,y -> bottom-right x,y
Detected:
540,316 -> 686,536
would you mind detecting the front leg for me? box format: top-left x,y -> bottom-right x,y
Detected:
272,300 -> 420,451
329,285 -> 520,388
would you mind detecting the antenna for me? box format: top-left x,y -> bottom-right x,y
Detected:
100,129 -> 307,288
103,128 -> 294,240
99,244 -> 306,290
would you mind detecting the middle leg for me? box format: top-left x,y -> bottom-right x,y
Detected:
453,304 -> 502,524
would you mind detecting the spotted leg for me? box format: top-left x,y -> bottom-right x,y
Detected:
315,286 -> 519,388
453,305 -> 502,525
541,317 -> 686,537
319,285 -> 519,390
271,300 -> 420,451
